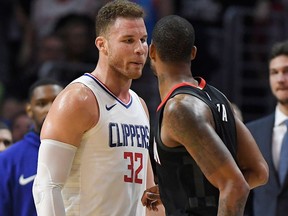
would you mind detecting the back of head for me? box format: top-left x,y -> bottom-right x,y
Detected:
96,0 -> 145,37
152,15 -> 195,63
269,40 -> 288,61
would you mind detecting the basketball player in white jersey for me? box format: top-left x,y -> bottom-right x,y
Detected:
32,1 -> 161,215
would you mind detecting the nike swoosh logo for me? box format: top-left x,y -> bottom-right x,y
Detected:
19,174 -> 36,186
105,104 -> 117,111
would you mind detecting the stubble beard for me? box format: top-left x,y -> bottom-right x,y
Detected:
110,63 -> 142,80
278,98 -> 288,106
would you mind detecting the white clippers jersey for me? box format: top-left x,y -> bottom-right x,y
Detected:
62,73 -> 150,216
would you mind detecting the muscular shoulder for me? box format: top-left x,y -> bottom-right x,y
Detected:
57,82 -> 96,107
55,82 -> 97,120
42,82 -> 98,142
164,94 -> 212,125
161,94 -> 214,147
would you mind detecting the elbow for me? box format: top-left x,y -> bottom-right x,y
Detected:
250,161 -> 269,187
256,162 -> 269,186
32,175 -> 44,212
241,161 -> 269,188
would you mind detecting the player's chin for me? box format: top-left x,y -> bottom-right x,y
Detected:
130,70 -> 143,79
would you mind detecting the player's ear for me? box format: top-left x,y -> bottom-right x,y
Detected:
95,36 -> 108,55
149,43 -> 156,60
191,46 -> 197,60
26,103 -> 33,118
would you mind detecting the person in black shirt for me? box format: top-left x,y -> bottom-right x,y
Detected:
141,15 -> 269,216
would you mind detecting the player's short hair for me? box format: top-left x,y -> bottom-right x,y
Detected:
152,15 -> 195,63
96,0 -> 145,37
28,79 -> 63,101
269,40 -> 288,62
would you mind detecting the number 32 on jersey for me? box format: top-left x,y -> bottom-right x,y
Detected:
124,152 -> 143,184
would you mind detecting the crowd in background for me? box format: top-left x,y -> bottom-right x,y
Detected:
0,0 -> 288,147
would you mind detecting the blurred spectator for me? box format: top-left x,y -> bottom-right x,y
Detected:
20,33 -> 66,93
245,39 -> 288,216
30,0 -> 104,38
252,0 -> 288,22
170,0 -> 224,83
0,96 -> 26,128
219,0 -> 257,11
0,78 -> 64,216
0,122 -> 13,152
3,0 -> 103,99
131,0 -> 174,43
0,0 -> 37,100
169,0 -> 259,86
53,13 -> 98,64
132,0 -> 158,43
37,34 -> 66,63
0,0 -> 26,86
11,111 -> 33,142
29,13 -> 99,86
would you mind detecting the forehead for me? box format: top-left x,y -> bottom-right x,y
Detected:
108,17 -> 147,38
32,85 -> 62,100
270,55 -> 288,68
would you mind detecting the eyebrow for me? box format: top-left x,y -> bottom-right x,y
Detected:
121,34 -> 147,38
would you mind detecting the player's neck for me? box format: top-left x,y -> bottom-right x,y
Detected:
158,74 -> 196,100
91,67 -> 132,102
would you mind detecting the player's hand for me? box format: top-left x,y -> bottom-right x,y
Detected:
141,185 -> 162,211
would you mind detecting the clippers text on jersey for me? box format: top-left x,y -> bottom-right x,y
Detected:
109,123 -> 149,149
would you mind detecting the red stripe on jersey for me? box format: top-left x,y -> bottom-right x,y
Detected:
157,77 -> 206,111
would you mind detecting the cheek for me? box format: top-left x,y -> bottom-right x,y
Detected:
32,108 -> 46,121
269,78 -> 273,88
144,45 -> 149,55
108,45 -> 123,60
108,51 -> 122,66
269,76 -> 277,89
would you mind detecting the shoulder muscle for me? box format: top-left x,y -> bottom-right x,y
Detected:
41,83 -> 98,146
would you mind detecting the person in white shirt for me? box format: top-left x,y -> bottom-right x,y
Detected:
32,1 -> 161,215
245,40 -> 288,216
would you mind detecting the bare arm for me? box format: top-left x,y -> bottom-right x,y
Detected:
234,117 -> 269,189
145,156 -> 165,216
139,97 -> 166,215
161,95 -> 250,216
33,83 -> 98,215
